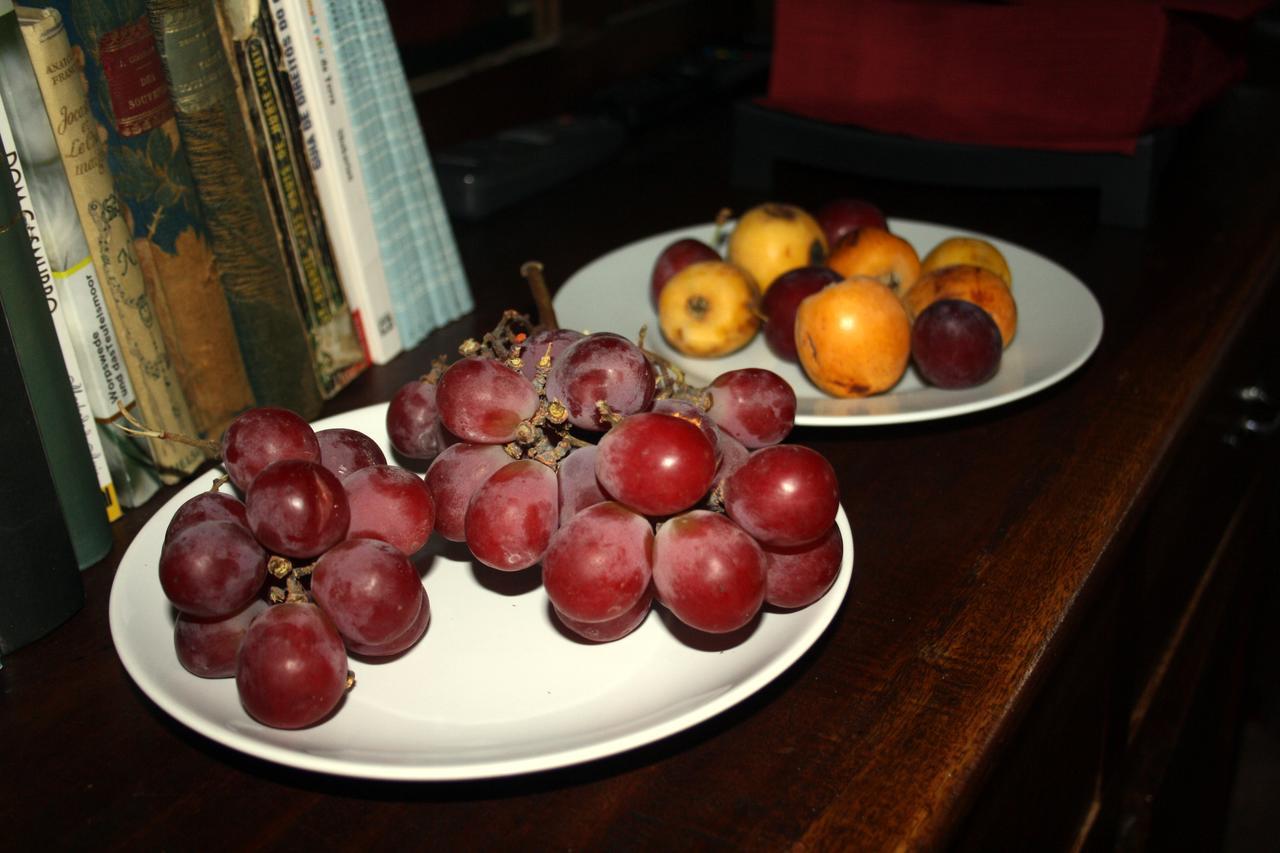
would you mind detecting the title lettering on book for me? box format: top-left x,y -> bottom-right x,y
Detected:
4,149 -> 56,311
98,16 -> 175,137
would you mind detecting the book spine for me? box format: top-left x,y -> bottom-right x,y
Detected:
147,0 -> 323,420
0,38 -> 122,523
355,0 -> 471,326
19,4 -> 205,478
42,0 -> 255,438
0,129 -> 110,572
265,0 -> 402,364
218,0 -> 367,399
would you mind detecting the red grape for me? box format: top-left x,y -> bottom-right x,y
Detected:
245,459 -> 350,558
159,520 -> 267,618
706,368 -> 796,448
317,427 -> 387,479
424,442 -> 514,541
236,602 -> 349,729
595,412 -> 716,517
517,328 -> 583,382
435,357 -> 540,444
556,444 -> 609,520
545,333 -> 656,431
650,398 -> 720,460
465,460 -> 559,571
711,427 -> 750,491
346,587 -> 430,658
543,501 -> 653,624
723,445 -> 839,547
220,407 -> 320,491
173,598 -> 268,678
311,538 -> 424,647
342,464 -> 435,555
652,510 -> 766,634
165,490 -> 249,543
762,523 -> 843,609
386,379 -> 449,460
555,584 -> 654,643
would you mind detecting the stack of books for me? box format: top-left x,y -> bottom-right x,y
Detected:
0,0 -> 472,552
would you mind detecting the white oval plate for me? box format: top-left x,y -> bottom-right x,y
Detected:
554,218 -> 1104,426
109,403 -> 854,781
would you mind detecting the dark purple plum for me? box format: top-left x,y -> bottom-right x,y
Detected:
761,266 -> 841,361
910,299 -> 1003,389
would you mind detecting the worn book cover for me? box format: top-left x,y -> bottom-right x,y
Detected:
217,0 -> 367,399
19,4 -> 205,479
148,0 -> 323,419
44,0 -> 255,438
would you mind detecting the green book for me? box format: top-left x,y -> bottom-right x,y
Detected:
0,131 -> 108,579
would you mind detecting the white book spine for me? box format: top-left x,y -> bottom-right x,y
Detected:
266,0 -> 402,364
0,109 -> 117,519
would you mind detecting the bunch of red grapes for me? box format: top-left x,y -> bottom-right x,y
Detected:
157,316 -> 844,730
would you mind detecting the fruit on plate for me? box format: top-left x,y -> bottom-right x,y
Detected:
760,265 -> 841,362
726,202 -> 827,294
920,235 -> 1012,289
911,299 -> 1004,389
650,237 -> 721,307
826,226 -> 921,297
814,197 -> 888,248
793,276 -> 912,397
657,259 -> 761,357
904,264 -> 1017,348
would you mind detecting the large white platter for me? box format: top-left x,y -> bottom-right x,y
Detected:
554,219 -> 1104,426
109,403 -> 854,781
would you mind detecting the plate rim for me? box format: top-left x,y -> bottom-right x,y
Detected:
108,403 -> 855,781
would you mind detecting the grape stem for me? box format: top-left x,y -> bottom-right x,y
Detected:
521,261 -> 558,331
635,326 -> 711,408
113,401 -> 220,457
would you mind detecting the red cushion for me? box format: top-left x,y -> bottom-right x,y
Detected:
762,0 -> 1263,153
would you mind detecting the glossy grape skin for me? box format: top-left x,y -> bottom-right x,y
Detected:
707,368 -> 796,448
245,459 -> 350,558
762,523 -> 843,609
556,444 -> 609,520
516,328 -> 583,382
910,299 -> 1003,389
650,398 -> 720,461
236,602 -> 349,729
425,442 -> 514,541
386,379 -> 448,460
342,464 -> 435,555
723,445 -> 840,547
317,427 -> 387,479
652,510 -> 766,634
311,538 -> 424,647
435,357 -> 539,444
545,333 -> 656,431
173,598 -> 268,678
464,460 -> 559,571
164,490 -> 249,544
159,520 -> 267,618
651,237 -> 720,307
543,501 -> 653,624
220,406 -> 320,491
555,583 -> 654,643
595,412 -> 717,517
346,587 -> 430,658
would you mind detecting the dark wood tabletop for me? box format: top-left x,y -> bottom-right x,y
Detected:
4,83 -> 1279,851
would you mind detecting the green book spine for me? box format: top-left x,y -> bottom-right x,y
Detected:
0,131 -> 109,573
147,0 -> 322,419
221,0 -> 367,398
43,0 -> 255,439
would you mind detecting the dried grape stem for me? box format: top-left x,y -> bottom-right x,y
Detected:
522,261 -> 559,331
114,401 -> 220,457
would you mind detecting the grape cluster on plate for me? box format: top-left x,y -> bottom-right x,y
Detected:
156,313 -> 844,730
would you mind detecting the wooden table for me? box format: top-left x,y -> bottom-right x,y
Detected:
4,84 -> 1278,851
